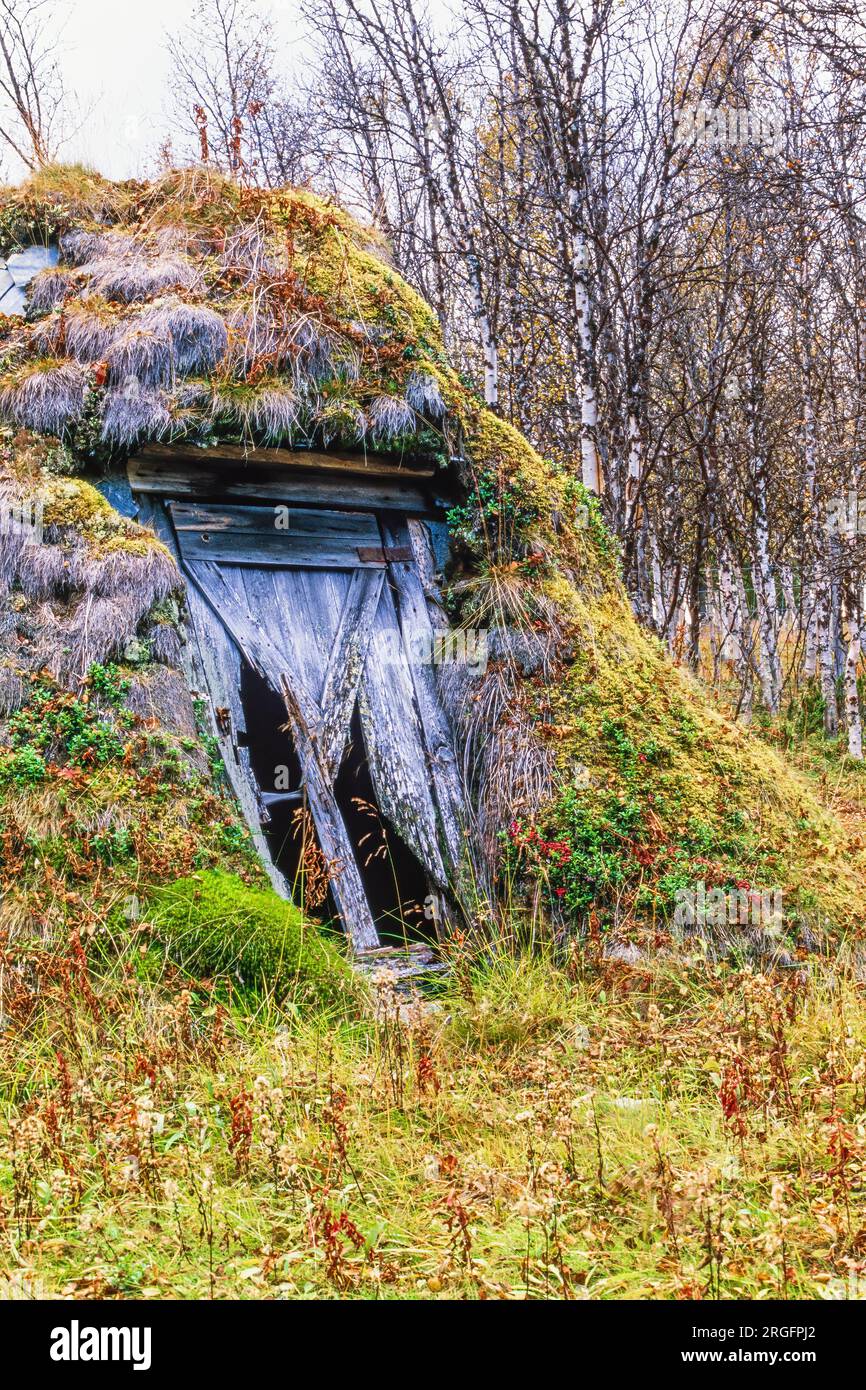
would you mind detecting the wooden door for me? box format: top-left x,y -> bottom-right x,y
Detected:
169,501 -> 464,951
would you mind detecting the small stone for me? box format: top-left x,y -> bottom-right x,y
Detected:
122,637 -> 149,665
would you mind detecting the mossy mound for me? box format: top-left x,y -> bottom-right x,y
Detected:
0,165 -> 864,951
506,583 -> 865,941
149,870 -> 359,1009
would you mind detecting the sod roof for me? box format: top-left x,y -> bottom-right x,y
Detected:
0,165 -> 451,465
1,164 -> 864,946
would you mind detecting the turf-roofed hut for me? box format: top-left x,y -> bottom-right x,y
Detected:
0,165 -> 863,970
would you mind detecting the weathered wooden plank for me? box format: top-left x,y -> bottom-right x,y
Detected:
135,496 -> 291,899
128,454 -> 439,513
277,678 -> 380,953
178,532 -> 385,568
137,441 -> 437,479
381,515 -> 468,878
171,503 -> 380,538
258,567 -> 339,708
358,577 -> 449,894
169,501 -> 384,569
318,568 -> 386,775
188,562 -> 320,734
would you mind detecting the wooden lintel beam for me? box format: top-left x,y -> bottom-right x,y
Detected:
135,442 -> 436,480
128,455 -> 444,515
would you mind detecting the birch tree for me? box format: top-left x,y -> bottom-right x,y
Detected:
0,0 -> 66,169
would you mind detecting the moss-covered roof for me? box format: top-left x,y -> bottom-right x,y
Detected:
1,165 -> 864,949
0,165 -> 452,464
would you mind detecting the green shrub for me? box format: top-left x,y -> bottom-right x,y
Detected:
0,744 -> 46,787
88,662 -> 131,707
8,677 -> 127,768
149,870 -> 358,1010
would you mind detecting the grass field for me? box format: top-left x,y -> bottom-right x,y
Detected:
1,898 -> 865,1301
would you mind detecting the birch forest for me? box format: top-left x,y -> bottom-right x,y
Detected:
157,0 -> 866,749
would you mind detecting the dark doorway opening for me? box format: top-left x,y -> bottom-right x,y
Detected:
240,662 -> 433,945
240,661 -> 303,880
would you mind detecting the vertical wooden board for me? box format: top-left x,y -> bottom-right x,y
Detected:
262,567 -> 336,706
136,497 -> 291,899
314,569 -> 385,774
381,515 -> 468,876
279,685 -> 381,952
192,563 -> 316,729
358,578 -> 449,891
261,566 -> 382,777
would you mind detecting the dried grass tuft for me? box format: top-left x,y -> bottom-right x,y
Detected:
175,381 -> 210,410
288,315 -> 337,382
106,325 -> 173,389
219,218 -> 275,284
148,621 -> 182,667
26,268 -> 74,315
59,229 -> 136,266
82,545 -> 177,606
368,393 -> 416,442
65,594 -> 138,678
0,661 -> 25,715
140,301 -> 227,374
101,385 -> 172,448
64,302 -> 121,363
84,254 -> 201,304
0,362 -> 86,435
224,302 -> 276,375
406,370 -> 446,419
213,381 -> 298,443
29,315 -> 64,355
0,513 -> 28,591
438,656 -> 556,896
13,538 -> 86,598
153,225 -> 194,255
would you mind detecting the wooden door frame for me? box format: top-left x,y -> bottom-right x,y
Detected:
131,460 -> 466,952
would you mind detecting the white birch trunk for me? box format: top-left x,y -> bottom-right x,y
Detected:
816,577 -> 839,735
624,408 -> 641,529
843,587 -> 863,759
718,548 -> 740,662
650,538 -> 667,633
465,250 -> 498,410
804,593 -> 818,677
751,505 -> 783,714
571,220 -> 602,494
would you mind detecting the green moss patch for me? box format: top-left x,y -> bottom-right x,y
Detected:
149,869 -> 359,1010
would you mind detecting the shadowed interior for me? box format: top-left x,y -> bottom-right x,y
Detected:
240,661 -> 432,943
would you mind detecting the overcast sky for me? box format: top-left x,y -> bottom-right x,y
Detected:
11,0 -> 303,181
